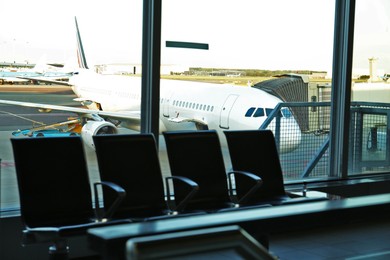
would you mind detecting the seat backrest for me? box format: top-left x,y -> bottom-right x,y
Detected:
93,134 -> 167,218
11,136 -> 94,228
224,130 -> 286,203
163,130 -> 231,210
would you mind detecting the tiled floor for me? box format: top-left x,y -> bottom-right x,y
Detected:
268,218 -> 390,260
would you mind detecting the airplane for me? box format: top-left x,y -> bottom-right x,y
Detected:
0,17 -> 302,153
0,69 -> 41,85
0,56 -> 72,85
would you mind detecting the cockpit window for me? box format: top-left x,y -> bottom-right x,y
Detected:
247,107 -> 290,118
281,108 -> 292,118
253,108 -> 265,117
245,107 -> 256,117
265,108 -> 274,116
266,108 -> 283,117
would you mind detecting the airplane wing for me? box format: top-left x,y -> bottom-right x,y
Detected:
168,116 -> 208,130
0,77 -> 29,84
16,76 -> 72,86
0,99 -> 141,124
168,116 -> 207,126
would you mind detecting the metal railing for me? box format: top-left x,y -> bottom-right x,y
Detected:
261,101 -> 390,181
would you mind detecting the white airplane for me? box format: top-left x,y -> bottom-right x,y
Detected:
0,64 -> 42,85
0,17 -> 301,153
0,56 -> 72,85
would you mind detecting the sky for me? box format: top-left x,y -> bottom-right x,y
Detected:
1,0 -> 390,73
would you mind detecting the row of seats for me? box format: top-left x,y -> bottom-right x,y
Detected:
11,129 -> 325,258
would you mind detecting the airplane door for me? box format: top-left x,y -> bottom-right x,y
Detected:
162,93 -> 173,117
219,94 -> 239,129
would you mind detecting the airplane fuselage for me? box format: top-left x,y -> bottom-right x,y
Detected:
70,69 -> 301,152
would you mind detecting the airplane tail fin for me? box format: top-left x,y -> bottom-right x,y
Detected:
75,17 -> 89,69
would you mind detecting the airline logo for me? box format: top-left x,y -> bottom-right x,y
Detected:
75,17 -> 89,69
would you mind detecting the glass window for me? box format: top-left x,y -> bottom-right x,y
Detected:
265,108 -> 274,116
253,108 -> 265,117
349,0 -> 390,175
0,0 -> 343,213
0,0 -> 143,211
245,107 -> 256,117
161,0 -> 335,183
281,108 -> 293,118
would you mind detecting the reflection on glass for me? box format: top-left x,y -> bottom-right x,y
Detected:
161,0 -> 335,181
0,0 -> 143,211
363,117 -> 387,162
350,0 -> 390,175
0,0 -> 356,212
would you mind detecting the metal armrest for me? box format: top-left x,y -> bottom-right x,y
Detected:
227,170 -> 263,204
93,181 -> 126,221
165,176 -> 199,212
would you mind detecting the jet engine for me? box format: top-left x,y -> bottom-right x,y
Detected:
81,120 -> 118,149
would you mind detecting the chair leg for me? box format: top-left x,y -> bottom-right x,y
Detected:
48,239 -> 69,260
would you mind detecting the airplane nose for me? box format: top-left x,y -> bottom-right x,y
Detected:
264,117 -> 302,154
279,119 -> 301,153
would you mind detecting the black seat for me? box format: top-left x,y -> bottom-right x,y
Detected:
163,130 -> 263,212
93,133 -> 199,220
11,136 -> 128,259
224,130 -> 328,205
